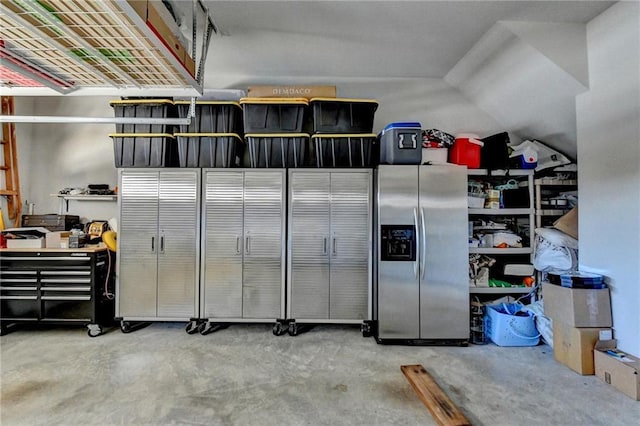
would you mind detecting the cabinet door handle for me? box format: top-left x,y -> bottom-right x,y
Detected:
420,208 -> 427,280
323,237 -> 328,255
332,237 -> 337,256
245,236 -> 250,255
160,236 -> 165,254
151,236 -> 155,253
236,236 -> 241,254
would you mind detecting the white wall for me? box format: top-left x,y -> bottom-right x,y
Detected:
576,1 -> 640,356
22,97 -> 118,223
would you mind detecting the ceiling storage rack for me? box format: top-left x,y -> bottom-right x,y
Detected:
0,0 -> 216,99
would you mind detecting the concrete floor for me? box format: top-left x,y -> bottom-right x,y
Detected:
1,324 -> 638,425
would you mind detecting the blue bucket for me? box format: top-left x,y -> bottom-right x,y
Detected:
485,303 -> 540,347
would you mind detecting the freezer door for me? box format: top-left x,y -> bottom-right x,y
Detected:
201,170 -> 244,318
418,165 -> 469,339
288,171 -> 331,319
242,171 -> 285,319
329,171 -> 372,320
157,170 -> 200,318
376,166 -> 420,339
117,170 -> 159,317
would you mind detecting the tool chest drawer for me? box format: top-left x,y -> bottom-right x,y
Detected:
0,248 -> 115,336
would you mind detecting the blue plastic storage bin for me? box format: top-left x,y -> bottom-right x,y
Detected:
485,303 -> 540,347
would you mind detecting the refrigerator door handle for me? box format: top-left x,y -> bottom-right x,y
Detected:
413,207 -> 419,279
420,208 -> 427,280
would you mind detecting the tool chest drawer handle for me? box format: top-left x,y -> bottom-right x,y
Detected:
0,286 -> 37,291
42,286 -> 91,292
0,270 -> 37,275
4,257 -> 90,261
41,278 -> 91,284
0,295 -> 38,300
41,271 -> 91,276
41,295 -> 91,301
0,278 -> 37,283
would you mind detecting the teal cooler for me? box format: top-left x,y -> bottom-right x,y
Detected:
378,122 -> 422,165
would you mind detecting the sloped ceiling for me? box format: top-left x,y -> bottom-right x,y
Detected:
187,1 -> 613,159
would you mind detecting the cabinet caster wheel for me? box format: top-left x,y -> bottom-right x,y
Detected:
185,321 -> 199,335
120,321 -> 132,333
272,322 -> 287,336
199,321 -> 214,336
87,324 -> 103,337
361,322 -> 372,338
288,322 -> 299,336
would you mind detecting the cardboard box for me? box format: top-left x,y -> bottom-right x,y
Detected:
127,0 -> 194,75
6,238 -> 45,249
247,85 -> 337,99
594,340 -> 640,400
542,282 -> 612,327
554,206 -> 578,239
46,231 -> 72,249
553,321 -> 610,375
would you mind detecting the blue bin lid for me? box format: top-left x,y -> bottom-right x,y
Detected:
381,122 -> 422,135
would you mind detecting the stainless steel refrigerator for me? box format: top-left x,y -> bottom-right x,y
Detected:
374,164 -> 469,344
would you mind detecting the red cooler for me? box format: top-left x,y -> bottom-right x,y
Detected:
449,133 -> 484,168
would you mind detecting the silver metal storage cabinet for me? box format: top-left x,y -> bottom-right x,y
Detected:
200,169 -> 286,335
116,169 -> 200,332
287,169 -> 372,336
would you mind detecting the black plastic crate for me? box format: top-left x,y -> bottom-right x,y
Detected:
109,133 -> 177,168
174,101 -> 243,134
240,98 -> 308,133
246,133 -> 310,168
310,98 -> 378,133
175,133 -> 243,168
312,134 -> 377,168
109,99 -> 176,134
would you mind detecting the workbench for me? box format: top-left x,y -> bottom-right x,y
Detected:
0,246 -> 115,337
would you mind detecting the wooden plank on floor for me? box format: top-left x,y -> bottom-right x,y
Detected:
401,364 -> 471,426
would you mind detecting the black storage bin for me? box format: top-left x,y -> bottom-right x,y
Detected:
310,98 -> 378,133
174,101 -> 243,134
175,133 -> 243,168
246,133 -> 310,168
21,214 -> 80,231
240,98 -> 308,133
109,133 -> 177,167
312,134 -> 377,168
109,99 -> 176,134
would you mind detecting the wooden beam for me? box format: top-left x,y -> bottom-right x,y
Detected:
401,364 -> 471,426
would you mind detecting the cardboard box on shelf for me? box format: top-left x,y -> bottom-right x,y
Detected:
542,282 -> 612,327
594,340 -> 640,400
128,0 -> 194,75
6,238 -> 45,249
554,206 -> 578,239
247,85 -> 337,99
46,231 -> 72,249
553,321 -> 610,375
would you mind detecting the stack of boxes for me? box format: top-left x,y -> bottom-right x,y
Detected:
542,282 -> 612,375
309,97 -> 379,168
240,97 -> 310,168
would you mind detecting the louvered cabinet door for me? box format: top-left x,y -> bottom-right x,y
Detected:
201,170 -> 244,319
117,170 -> 159,318
242,171 -> 285,319
156,170 -> 200,319
288,171 -> 331,319
329,171 -> 372,320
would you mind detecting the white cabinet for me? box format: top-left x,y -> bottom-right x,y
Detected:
467,169 -> 535,295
